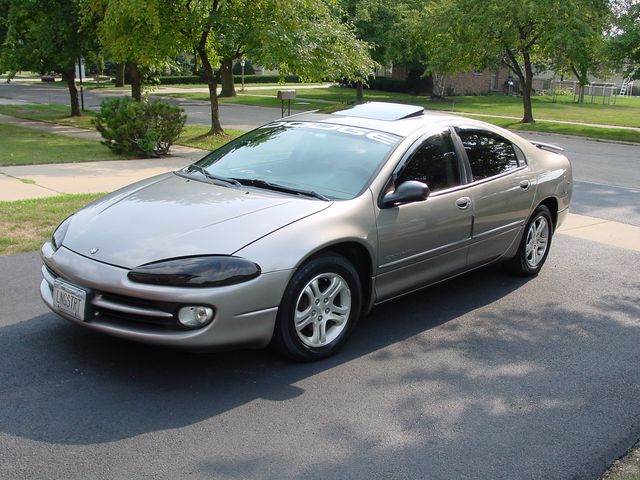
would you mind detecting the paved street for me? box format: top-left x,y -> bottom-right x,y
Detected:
0,82 -> 300,131
0,82 -> 639,479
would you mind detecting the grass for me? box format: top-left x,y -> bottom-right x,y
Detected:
0,123 -> 126,166
0,103 -> 97,129
156,91 -> 331,111
603,443 -> 640,480
0,193 -> 104,255
154,86 -> 640,142
156,82 -> 325,89
419,94 -> 640,128
178,125 -> 244,150
466,115 -> 640,143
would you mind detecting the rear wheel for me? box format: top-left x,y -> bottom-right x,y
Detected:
272,253 -> 362,361
505,205 -> 554,276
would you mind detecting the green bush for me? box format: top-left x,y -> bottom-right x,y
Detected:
94,98 -> 186,157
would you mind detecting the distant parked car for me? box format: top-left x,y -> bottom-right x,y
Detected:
40,75 -> 55,83
40,102 -> 572,361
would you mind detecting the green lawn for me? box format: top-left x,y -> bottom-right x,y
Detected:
156,91 -> 332,111
226,87 -> 640,128
469,115 -> 640,143
178,125 -> 244,150
0,193 -> 104,255
0,123 -> 125,166
156,82 -> 325,89
0,103 -> 96,129
155,86 -> 640,127
421,94 -> 640,128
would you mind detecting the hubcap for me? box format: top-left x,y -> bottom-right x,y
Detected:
294,273 -> 351,348
525,216 -> 550,268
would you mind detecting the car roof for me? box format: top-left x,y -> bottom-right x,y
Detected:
286,101 -> 484,137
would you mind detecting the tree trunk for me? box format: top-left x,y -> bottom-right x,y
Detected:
192,49 -> 199,75
197,46 -> 224,135
62,68 -> 81,117
356,80 -> 364,103
572,65 -> 587,104
521,51 -> 534,123
115,63 -> 125,87
128,63 -> 142,101
219,57 -> 236,97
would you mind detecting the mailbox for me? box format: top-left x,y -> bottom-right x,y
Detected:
277,90 -> 297,100
277,90 -> 296,117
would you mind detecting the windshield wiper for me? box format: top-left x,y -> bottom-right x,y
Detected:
183,165 -> 242,187
231,178 -> 330,201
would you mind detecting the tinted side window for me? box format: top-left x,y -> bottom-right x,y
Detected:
457,129 -> 520,181
396,132 -> 462,192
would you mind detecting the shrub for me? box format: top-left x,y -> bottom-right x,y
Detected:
94,98 -> 186,157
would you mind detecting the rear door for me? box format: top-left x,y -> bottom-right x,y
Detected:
454,128 -> 536,266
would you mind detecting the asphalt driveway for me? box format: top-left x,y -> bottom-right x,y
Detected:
1,234 -> 638,479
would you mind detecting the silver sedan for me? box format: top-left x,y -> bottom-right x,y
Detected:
40,102 -> 572,361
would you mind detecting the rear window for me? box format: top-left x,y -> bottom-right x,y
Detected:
457,129 -> 521,181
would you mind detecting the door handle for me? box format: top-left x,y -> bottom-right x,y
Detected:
519,180 -> 531,190
455,197 -> 471,209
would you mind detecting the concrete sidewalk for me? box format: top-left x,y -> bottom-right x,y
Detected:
0,157 -> 192,200
0,113 -> 206,200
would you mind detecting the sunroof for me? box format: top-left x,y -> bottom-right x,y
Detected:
332,102 -> 424,121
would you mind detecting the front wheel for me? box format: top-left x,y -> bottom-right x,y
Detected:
271,253 -> 362,361
504,205 -> 554,276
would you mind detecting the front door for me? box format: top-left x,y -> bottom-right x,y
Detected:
375,130 -> 473,301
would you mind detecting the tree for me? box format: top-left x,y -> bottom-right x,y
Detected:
340,0 -> 427,100
82,0 -> 185,100
180,0 -> 374,135
421,0 -> 614,122
210,0 -> 375,100
550,0 -> 613,103
0,0 -> 98,116
610,0 -> 640,80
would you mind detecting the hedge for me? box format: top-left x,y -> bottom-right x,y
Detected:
340,77 -> 410,93
157,74 -> 301,85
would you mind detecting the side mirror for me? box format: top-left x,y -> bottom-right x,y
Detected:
380,180 -> 430,208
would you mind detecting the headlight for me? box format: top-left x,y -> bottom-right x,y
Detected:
127,256 -> 261,287
52,216 -> 73,251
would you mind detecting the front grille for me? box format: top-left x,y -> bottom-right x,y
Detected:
92,291 -> 190,331
43,263 -> 212,331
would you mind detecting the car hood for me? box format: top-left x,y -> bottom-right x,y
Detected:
62,173 -> 331,269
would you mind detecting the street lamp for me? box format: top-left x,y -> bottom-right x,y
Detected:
240,59 -> 246,92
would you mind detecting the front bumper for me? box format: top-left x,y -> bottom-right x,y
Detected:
40,242 -> 292,350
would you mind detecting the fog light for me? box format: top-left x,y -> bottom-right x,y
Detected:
178,306 -> 214,328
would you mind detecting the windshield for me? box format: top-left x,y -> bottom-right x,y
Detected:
192,121 -> 402,200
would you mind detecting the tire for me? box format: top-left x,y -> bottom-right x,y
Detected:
505,205 -> 554,276
271,253 -> 362,361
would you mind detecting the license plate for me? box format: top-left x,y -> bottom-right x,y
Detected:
53,279 -> 87,321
